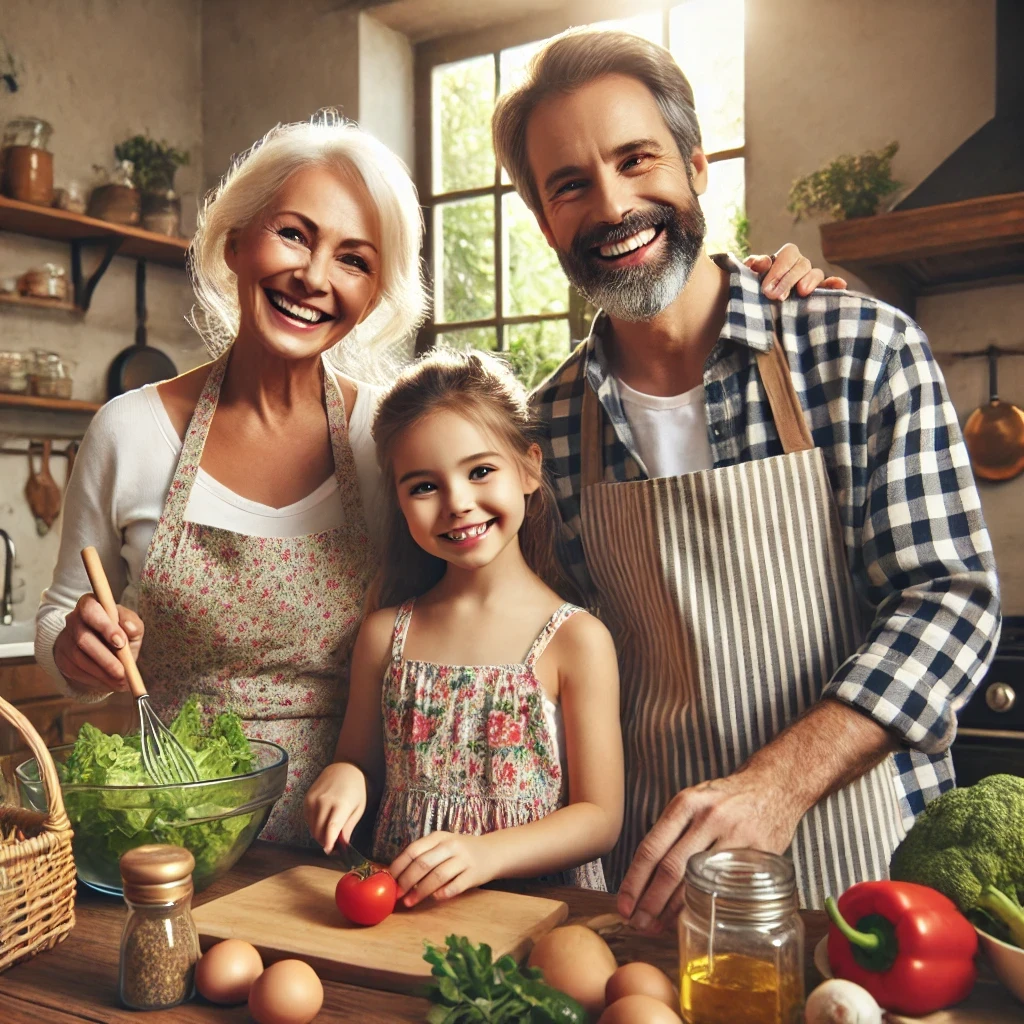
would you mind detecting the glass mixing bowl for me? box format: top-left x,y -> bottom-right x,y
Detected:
16,739 -> 288,895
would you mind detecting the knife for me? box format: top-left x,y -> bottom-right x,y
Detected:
333,834 -> 373,873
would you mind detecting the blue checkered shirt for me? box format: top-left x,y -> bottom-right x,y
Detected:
531,256 -> 1001,827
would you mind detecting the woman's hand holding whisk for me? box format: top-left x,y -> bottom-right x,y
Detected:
54,594 -> 145,695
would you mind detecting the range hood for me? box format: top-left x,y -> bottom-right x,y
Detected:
819,0 -> 1024,314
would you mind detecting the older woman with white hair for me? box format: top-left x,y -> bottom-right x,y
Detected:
35,113 -> 426,843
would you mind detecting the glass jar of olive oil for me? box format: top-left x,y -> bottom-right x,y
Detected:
678,849 -> 803,1024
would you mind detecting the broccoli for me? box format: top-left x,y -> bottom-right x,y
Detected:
889,773 -> 1024,947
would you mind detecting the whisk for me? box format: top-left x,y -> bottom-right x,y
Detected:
81,546 -> 200,786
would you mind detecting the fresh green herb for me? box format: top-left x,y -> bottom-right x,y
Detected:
423,934 -> 587,1023
59,697 -> 257,885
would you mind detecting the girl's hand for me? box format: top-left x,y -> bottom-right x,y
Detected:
303,762 -> 367,854
745,243 -> 847,300
53,593 -> 144,695
390,831 -> 494,907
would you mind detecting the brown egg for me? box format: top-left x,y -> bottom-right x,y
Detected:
247,959 -> 324,1024
597,993 -> 683,1024
195,938 -> 264,1005
528,924 -> 618,1016
605,961 -> 677,1009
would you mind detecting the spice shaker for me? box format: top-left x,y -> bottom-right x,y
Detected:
678,849 -> 804,1024
119,844 -> 200,1010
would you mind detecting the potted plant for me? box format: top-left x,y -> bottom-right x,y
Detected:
113,134 -> 190,236
787,141 -> 902,222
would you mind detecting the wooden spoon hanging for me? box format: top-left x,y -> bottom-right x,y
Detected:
25,440 -> 63,535
963,347 -> 1024,482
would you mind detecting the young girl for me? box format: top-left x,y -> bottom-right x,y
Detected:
304,348 -> 623,902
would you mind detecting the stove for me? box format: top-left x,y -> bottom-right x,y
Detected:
951,615 -> 1024,786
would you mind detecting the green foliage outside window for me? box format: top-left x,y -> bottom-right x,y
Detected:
435,58 -> 572,387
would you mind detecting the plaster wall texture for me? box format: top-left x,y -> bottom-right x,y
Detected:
358,12 -> 415,172
201,0 -> 361,191
0,0 -> 206,624
744,0 -> 1021,612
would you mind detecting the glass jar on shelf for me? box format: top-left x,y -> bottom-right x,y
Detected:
31,351 -> 74,399
118,844 -> 200,1010
18,263 -> 68,302
678,849 -> 804,1024
1,116 -> 54,205
0,351 -> 30,394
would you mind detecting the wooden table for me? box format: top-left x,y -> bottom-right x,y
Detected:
0,841 -> 1015,1022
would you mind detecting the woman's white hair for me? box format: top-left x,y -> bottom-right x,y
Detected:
188,110 -> 426,383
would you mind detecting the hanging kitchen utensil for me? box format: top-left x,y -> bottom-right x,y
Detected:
24,440 -> 63,535
963,346 -> 1024,482
106,260 -> 177,398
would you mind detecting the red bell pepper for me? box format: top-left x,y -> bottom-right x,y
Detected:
825,880 -> 977,1016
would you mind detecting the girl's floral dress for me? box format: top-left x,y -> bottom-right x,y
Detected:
372,599 -> 607,890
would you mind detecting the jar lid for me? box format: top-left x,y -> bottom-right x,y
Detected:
120,844 -> 195,904
685,848 -> 795,902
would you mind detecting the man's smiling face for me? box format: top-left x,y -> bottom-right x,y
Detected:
525,73 -> 709,322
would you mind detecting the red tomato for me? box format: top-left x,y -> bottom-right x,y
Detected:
335,866 -> 397,926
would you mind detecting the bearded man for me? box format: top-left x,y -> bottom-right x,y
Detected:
492,29 -> 1000,923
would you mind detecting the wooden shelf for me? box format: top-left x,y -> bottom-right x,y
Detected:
0,194 -> 188,268
820,191 -> 1024,313
0,393 -> 102,414
0,292 -> 78,314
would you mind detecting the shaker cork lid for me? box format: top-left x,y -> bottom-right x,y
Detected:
120,844 -> 195,904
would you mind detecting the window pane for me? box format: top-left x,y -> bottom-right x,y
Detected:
499,39 -> 546,97
436,327 -> 498,353
670,0 -> 744,153
700,157 -> 745,257
432,55 -> 496,194
435,197 -> 495,324
503,192 -> 568,317
506,319 -> 571,390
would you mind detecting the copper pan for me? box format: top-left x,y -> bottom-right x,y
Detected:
963,347 -> 1024,482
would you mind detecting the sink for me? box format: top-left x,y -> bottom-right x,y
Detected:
0,620 -> 35,661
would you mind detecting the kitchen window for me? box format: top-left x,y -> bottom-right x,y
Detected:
417,0 -> 746,387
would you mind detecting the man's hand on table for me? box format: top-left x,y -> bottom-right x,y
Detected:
616,766 -> 805,933
616,700 -> 898,934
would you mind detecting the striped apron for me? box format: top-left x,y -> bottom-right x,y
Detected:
580,331 -> 906,909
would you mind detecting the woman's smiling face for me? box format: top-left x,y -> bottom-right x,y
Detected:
226,163 -> 382,360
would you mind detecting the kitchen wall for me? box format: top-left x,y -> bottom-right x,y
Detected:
0,0 -> 206,622
200,0 -> 361,194
745,0 -> 1023,613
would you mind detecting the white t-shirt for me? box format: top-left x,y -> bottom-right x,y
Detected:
615,376 -> 714,479
35,381 -> 383,688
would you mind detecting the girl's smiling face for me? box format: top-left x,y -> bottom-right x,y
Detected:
225,163 -> 382,360
391,407 -> 542,572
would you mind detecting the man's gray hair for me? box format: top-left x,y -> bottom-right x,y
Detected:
492,29 -> 702,215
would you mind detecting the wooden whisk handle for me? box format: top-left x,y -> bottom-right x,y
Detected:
80,545 -> 147,699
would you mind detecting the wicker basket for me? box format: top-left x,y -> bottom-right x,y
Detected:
0,695 -> 76,972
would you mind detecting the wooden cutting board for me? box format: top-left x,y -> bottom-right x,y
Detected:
193,865 -> 568,995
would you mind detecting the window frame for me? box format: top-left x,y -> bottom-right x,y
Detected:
414,0 -> 746,356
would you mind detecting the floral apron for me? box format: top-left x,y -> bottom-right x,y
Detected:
581,327 -> 906,908
137,350 -> 377,843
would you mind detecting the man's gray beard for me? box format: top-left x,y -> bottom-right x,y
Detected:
557,201 -> 706,322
